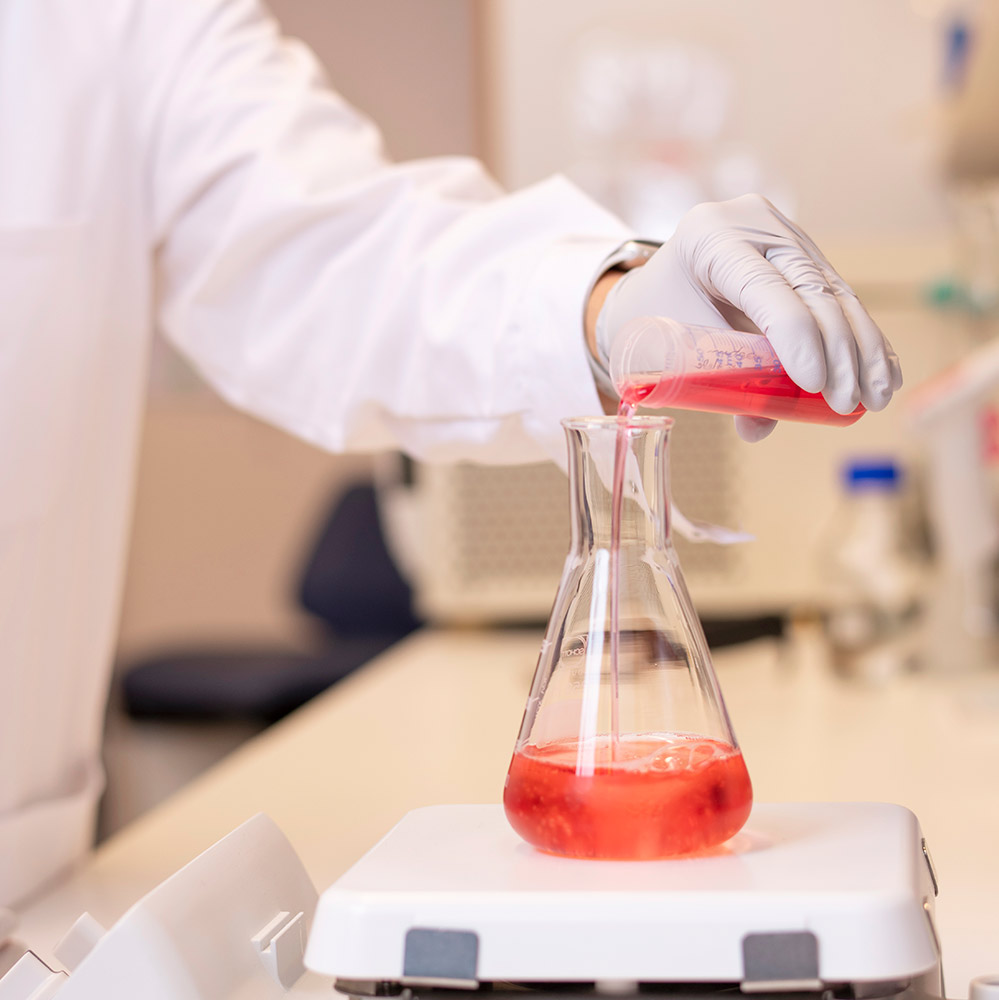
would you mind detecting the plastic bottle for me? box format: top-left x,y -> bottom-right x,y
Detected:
820,459 -> 925,682
609,316 -> 865,425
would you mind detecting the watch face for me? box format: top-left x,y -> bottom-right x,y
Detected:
615,240 -> 661,269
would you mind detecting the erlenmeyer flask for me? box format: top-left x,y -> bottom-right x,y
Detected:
503,415 -> 752,860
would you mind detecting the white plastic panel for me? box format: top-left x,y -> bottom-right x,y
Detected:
0,814 -> 318,1000
306,802 -> 939,985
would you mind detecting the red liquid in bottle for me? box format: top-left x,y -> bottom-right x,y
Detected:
503,733 -> 753,859
621,369 -> 864,426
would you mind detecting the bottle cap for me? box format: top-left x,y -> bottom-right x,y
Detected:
843,459 -> 902,490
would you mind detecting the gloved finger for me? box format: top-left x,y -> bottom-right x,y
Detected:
832,288 -> 903,410
734,414 -> 777,442
766,245 -> 861,415
765,202 -> 830,262
767,211 -> 904,406
704,241 -> 828,394
889,352 -> 903,391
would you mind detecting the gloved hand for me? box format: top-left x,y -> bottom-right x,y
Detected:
595,194 -> 903,441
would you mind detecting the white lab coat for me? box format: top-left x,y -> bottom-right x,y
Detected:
0,0 -> 630,906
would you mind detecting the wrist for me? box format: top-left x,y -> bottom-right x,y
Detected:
584,270 -> 624,366
582,239 -> 662,398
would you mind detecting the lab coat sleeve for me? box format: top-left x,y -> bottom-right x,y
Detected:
140,0 -> 633,465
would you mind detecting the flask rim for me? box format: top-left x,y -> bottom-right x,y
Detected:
561,415 -> 675,432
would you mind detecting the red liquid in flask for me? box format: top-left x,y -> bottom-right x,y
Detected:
503,733 -> 753,859
621,368 -> 865,426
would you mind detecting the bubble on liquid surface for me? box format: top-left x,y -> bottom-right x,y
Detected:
571,732 -> 735,772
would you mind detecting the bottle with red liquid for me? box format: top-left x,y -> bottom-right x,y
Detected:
609,316 -> 865,425
503,416 -> 752,860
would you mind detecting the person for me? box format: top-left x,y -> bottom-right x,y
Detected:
0,0 -> 900,910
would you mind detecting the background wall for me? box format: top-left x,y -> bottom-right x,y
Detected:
267,0 -> 481,161
480,0 -> 951,244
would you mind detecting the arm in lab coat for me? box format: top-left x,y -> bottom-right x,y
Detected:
139,0 -> 631,464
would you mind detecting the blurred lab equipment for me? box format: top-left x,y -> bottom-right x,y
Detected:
899,1 -> 999,671
946,186 -> 999,316
940,1 -> 999,185
908,339 -> 999,671
939,1 -> 999,314
567,34 -> 790,234
819,459 -> 926,682
503,417 -> 751,859
610,317 -> 866,425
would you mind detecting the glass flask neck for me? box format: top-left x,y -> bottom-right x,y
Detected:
564,417 -> 672,553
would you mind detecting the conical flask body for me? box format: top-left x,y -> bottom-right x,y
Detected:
503,416 -> 751,859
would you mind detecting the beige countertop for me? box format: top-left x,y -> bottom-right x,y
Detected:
11,627 -> 999,997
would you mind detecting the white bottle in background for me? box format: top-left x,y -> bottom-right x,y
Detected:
820,459 -> 926,683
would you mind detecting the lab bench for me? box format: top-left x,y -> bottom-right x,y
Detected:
9,627 -> 999,997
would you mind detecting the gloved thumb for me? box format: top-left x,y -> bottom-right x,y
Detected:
734,414 -> 777,442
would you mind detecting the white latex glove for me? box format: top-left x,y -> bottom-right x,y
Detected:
596,194 -> 903,441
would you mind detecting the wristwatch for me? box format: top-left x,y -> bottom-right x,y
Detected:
583,239 -> 662,397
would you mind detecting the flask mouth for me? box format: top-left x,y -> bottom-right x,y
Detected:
561,415 -> 675,432
561,414 -> 673,549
